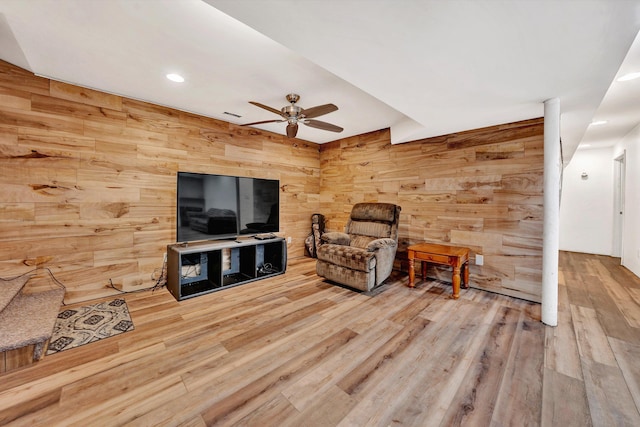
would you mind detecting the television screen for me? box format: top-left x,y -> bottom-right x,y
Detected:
176,172 -> 279,243
238,177 -> 280,236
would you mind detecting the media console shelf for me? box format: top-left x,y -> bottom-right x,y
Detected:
167,237 -> 287,301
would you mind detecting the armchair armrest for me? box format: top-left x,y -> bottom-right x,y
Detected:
366,238 -> 397,252
321,231 -> 351,246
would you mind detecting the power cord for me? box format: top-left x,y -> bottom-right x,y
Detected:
0,256 -> 168,307
1,267 -> 67,304
109,256 -> 168,295
154,257 -> 167,289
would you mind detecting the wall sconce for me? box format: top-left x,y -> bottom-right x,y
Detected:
581,172 -> 589,180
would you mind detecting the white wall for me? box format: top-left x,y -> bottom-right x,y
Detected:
559,146 -> 614,255
614,124 -> 640,277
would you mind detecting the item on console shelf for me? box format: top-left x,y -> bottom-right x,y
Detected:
181,264 -> 201,278
254,233 -> 276,240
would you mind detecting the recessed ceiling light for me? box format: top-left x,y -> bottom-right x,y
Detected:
589,120 -> 607,126
166,73 -> 185,83
616,71 -> 640,82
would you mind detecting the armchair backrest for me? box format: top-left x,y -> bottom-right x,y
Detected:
345,203 -> 401,248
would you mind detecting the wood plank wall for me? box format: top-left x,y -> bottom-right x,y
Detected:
0,61 -> 320,304
319,121 -> 544,302
0,60 -> 544,304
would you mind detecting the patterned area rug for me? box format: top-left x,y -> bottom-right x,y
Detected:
46,298 -> 134,355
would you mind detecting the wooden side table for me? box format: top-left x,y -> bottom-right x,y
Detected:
407,243 -> 470,299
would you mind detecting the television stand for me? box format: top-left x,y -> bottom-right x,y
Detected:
166,237 -> 287,301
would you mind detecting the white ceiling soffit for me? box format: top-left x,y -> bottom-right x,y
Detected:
208,0 -> 640,157
0,0 -> 408,144
0,1 -> 639,155
582,28 -> 640,149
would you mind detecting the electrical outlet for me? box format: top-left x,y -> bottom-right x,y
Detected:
475,254 -> 484,265
287,236 -> 292,244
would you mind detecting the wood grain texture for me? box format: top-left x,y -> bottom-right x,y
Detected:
320,120 -> 544,302
0,345 -> 34,373
1,253 -> 640,425
0,60 -> 320,302
547,252 -> 640,426
0,59 -> 547,304
541,368 -> 592,427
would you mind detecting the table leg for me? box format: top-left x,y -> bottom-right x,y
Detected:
421,261 -> 427,280
452,266 -> 461,299
408,257 -> 415,288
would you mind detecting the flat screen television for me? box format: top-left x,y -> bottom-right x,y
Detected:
176,172 -> 280,243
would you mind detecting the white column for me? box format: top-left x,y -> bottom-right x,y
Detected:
542,98 -> 560,326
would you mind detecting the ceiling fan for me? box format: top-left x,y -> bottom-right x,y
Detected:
242,93 -> 343,138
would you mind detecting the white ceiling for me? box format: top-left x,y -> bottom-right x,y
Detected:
1,0 -> 639,162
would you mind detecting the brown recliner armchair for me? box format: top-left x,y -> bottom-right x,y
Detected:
316,203 -> 401,292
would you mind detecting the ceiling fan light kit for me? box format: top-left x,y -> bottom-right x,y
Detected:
242,94 -> 343,138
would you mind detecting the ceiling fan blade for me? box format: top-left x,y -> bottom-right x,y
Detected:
241,119 -> 285,126
303,119 -> 343,133
302,103 -> 338,119
249,101 -> 286,118
286,123 -> 298,138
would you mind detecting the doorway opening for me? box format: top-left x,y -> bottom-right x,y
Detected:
613,151 -> 626,260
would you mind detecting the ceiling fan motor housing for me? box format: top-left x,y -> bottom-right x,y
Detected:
282,104 -> 303,122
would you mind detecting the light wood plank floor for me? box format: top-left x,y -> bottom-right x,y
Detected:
1,252 -> 639,426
